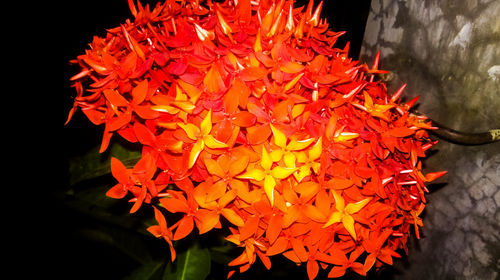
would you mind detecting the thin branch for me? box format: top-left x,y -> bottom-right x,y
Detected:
413,111 -> 500,145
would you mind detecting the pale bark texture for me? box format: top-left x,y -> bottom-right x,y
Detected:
360,1 -> 500,279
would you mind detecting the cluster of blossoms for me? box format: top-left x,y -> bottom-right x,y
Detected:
67,0 -> 446,278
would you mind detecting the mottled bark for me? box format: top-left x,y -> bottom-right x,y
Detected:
360,0 -> 500,279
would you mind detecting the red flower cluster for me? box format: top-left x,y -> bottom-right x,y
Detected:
66,0 -> 446,278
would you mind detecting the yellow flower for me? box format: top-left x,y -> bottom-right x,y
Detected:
295,137 -> 322,182
269,124 -> 314,167
177,109 -> 228,168
238,146 -> 296,206
353,92 -> 395,121
323,191 -> 371,240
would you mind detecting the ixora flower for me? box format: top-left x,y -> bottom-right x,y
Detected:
66,0 -> 447,278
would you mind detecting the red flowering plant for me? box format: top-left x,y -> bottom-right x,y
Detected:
66,0 -> 446,278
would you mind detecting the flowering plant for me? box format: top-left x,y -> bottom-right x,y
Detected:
66,0 -> 446,278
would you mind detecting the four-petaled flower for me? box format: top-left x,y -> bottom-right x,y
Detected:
323,190 -> 372,240
238,147 -> 296,206
177,109 -> 228,168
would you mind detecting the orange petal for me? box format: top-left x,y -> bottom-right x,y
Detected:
280,61 -> 305,73
388,127 -> 415,137
266,214 -> 283,244
239,216 -> 260,241
307,260 -> 319,280
228,154 -> 250,177
132,79 -> 148,104
106,183 -> 128,199
232,111 -> 256,127
111,157 -> 129,183
291,238 -> 308,262
195,209 -> 219,234
294,181 -> 320,199
204,158 -> 226,178
246,124 -> 271,145
240,66 -> 267,81
160,197 -> 189,213
266,236 -> 288,256
204,64 -> 225,93
177,80 -> 202,103
304,205 -> 327,222
284,72 -> 304,91
134,105 -> 159,119
221,208 -> 245,227
130,185 -> 146,213
173,216 -> 194,240
103,89 -> 129,107
328,266 -> 347,278
326,178 -> 353,190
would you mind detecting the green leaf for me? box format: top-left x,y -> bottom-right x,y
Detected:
163,245 -> 211,280
77,226 -> 153,264
69,140 -> 141,185
123,261 -> 164,280
60,181 -> 155,238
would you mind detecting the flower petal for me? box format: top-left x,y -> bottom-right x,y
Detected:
228,155 -> 250,177
104,89 -> 129,107
200,109 -> 213,136
308,137 -> 322,160
270,124 -> 287,148
332,191 -> 345,212
132,79 -> 148,104
287,138 -> 315,151
177,122 -> 200,140
237,167 -> 266,181
221,208 -> 245,227
232,111 -> 256,127
188,140 -> 204,168
261,147 -> 273,170
283,152 -> 296,168
271,166 -> 297,179
203,135 -> 228,149
345,198 -> 372,215
342,214 -> 357,240
266,214 -> 283,244
266,236 -> 288,256
173,216 -> 194,240
195,209 -> 219,234
247,124 -> 272,145
323,211 -> 342,228
264,175 -> 276,205
111,157 -> 130,183
204,158 -> 226,178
